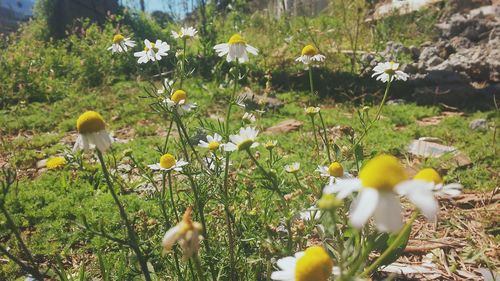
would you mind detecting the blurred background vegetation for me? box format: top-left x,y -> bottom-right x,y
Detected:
0,0 -> 442,107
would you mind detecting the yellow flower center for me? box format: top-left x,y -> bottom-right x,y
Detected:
160,154 -> 177,169
228,34 -> 246,45
76,111 -> 106,134
144,42 -> 158,53
237,139 -> 254,150
384,61 -> 396,75
414,168 -> 443,184
295,246 -> 333,281
328,162 -> 344,177
112,34 -> 125,44
208,141 -> 220,151
359,154 -> 407,192
171,90 -> 187,104
46,157 -> 66,170
301,45 -> 318,56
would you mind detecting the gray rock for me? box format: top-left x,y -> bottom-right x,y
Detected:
427,55 -> 444,67
469,119 -> 488,130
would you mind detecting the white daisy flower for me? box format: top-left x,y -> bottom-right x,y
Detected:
148,154 -> 188,172
214,34 -> 258,63
284,162 -> 300,173
402,168 -> 463,198
162,207 -> 203,259
107,34 -> 136,53
223,127 -> 260,152
171,26 -> 198,39
242,112 -> 256,124
134,39 -> 170,64
372,61 -> 409,83
304,106 -> 320,116
295,44 -> 325,65
73,111 -> 113,153
316,162 -> 353,186
271,246 -> 337,281
164,89 -> 197,114
198,133 -> 223,152
326,155 -> 438,233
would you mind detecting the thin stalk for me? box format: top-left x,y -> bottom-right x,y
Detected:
360,212 -> 418,277
167,171 -> 180,222
0,245 -> 44,279
222,151 -> 236,280
308,67 -> 315,96
192,254 -> 206,280
309,116 -> 320,155
318,111 -> 332,162
162,119 -> 174,152
180,38 -> 187,88
96,150 -> 152,281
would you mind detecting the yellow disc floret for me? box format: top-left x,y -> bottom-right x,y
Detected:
301,45 -> 318,56
414,168 -> 443,184
228,34 -> 246,45
160,154 -> 177,169
384,61 -> 396,75
328,162 -> 344,177
144,42 -> 158,53
112,34 -> 125,44
76,111 -> 106,134
237,139 -> 254,151
46,157 -> 66,170
305,107 -> 320,115
208,141 -> 220,151
295,246 -> 333,281
171,90 -> 187,104
359,154 -> 407,192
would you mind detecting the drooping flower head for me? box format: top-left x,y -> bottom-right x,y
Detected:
372,61 -> 409,83
108,34 -> 136,53
162,207 -> 203,259
223,127 -> 260,152
46,156 -> 66,170
148,153 -> 189,172
134,39 -> 170,64
271,246 -> 335,281
242,112 -> 256,124
171,27 -> 198,39
73,111 -> 113,153
214,33 -> 258,63
296,44 -> 326,65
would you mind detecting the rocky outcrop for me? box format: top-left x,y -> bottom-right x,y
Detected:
362,1 -> 499,107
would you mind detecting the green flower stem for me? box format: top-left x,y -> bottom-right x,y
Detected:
167,171 -> 180,222
162,119 -> 174,153
318,111 -> 332,162
174,113 -> 207,172
245,149 -> 280,194
309,116 -> 320,156
222,150 -> 237,280
350,76 -> 393,151
180,38 -> 187,88
360,211 -> 418,278
95,150 -> 152,281
308,67 -> 315,96
192,253 -> 206,280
